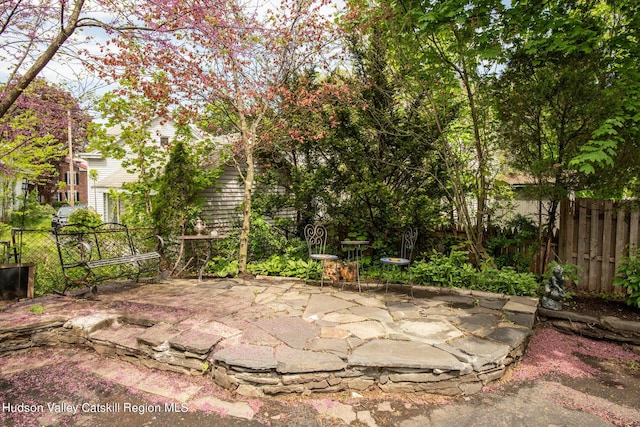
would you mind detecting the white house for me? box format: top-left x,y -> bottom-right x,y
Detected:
80,118 -> 212,223
80,118 -> 292,233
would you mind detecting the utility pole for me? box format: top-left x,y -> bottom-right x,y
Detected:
68,110 -> 74,206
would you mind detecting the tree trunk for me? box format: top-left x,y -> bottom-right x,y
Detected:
238,140 -> 254,274
460,60 -> 490,263
426,88 -> 489,263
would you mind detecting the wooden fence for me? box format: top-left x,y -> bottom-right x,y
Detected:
559,198 -> 640,293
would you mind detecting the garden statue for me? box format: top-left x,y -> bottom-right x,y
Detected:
541,264 -> 565,310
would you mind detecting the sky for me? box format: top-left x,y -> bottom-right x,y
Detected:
1,14 -> 115,119
1,0 -> 345,121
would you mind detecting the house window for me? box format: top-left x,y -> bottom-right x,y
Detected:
65,191 -> 80,202
160,136 -> 169,147
64,172 -> 80,185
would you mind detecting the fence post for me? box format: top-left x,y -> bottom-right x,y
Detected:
630,209 -> 640,252
559,198 -> 574,266
601,200 -> 614,292
588,199 -> 602,292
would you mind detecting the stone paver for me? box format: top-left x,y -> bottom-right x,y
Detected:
169,329 -> 222,354
136,322 -> 179,347
64,312 -> 119,336
341,320 -> 388,340
255,317 -> 320,349
275,345 -> 346,373
487,326 -> 531,349
312,399 -> 357,425
211,343 -> 277,370
349,339 -> 469,371
444,336 -> 511,371
0,277 -> 538,396
502,299 -> 538,314
303,294 -> 357,319
347,305 -> 394,323
188,397 -> 255,419
398,318 -> 465,343
305,337 -> 349,358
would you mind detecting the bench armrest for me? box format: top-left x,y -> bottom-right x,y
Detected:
135,234 -> 164,253
57,238 -> 93,266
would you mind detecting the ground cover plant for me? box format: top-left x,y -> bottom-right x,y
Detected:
613,249 -> 640,309
196,218 -> 542,297
0,206 -> 575,300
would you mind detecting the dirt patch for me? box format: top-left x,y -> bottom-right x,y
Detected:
560,354 -> 640,408
563,291 -> 640,322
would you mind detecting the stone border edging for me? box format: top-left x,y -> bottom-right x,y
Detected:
1,279 -> 541,397
537,307 -> 640,350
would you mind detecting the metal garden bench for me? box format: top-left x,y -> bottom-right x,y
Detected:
54,222 -> 164,295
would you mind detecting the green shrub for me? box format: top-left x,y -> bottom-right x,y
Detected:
543,261 -> 581,287
248,255 -> 314,278
68,208 -> 103,227
486,215 -> 538,272
411,250 -> 475,288
0,222 -> 11,240
613,250 -> 640,308
411,249 -> 541,297
205,256 -> 239,278
9,193 -> 55,229
222,214 -> 306,262
13,230 -> 66,296
471,264 -> 540,297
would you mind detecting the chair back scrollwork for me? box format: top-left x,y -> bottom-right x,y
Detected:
304,224 -> 330,256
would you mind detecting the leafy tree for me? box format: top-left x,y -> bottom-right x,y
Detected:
90,86 -> 173,226
152,140 -> 203,237
0,78 -> 91,213
567,0 -> 640,193
494,0 -> 627,271
91,0 -> 341,273
344,0 -> 506,262
497,0 -> 640,199
0,0 -> 175,119
8,191 -> 54,229
0,0 -> 89,118
256,20 -> 449,248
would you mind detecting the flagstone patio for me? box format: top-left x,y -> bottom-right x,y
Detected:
0,277 -> 537,397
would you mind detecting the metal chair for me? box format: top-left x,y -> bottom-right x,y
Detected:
380,227 -> 418,296
304,224 -> 339,288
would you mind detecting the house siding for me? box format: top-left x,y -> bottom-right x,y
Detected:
200,165 -> 296,234
80,119 -> 291,233
82,155 -> 130,221
81,118 -> 179,221
200,165 -> 244,233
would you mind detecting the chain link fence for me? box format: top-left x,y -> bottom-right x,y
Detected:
6,227 -> 162,297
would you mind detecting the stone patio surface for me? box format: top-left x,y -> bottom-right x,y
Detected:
0,277 -> 537,397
